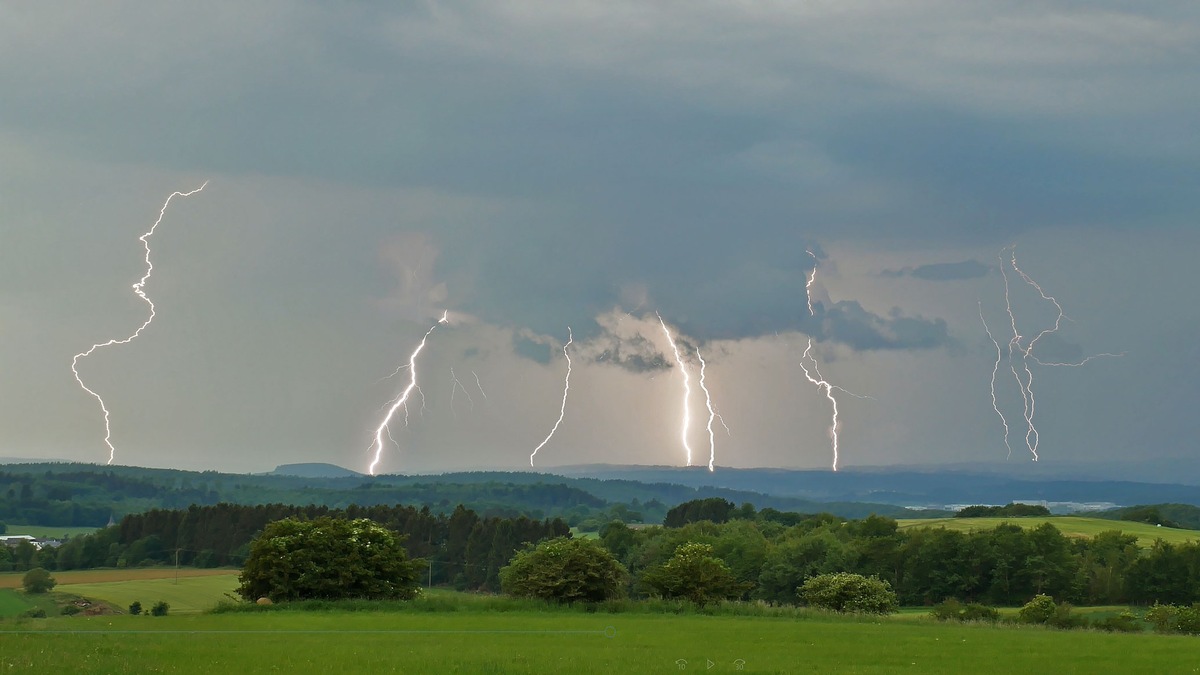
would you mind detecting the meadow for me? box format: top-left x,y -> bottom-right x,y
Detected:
0,567 -> 236,590
2,525 -> 98,539
895,516 -> 1200,547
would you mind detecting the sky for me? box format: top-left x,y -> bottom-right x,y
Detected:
1,2 -> 1197,474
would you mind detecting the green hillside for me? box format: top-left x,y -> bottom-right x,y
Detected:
896,516 -> 1200,546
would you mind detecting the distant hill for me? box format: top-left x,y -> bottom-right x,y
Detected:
896,515 -> 1200,548
269,463 -> 363,478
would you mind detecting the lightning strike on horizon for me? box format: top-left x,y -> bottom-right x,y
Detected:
798,339 -> 843,471
986,247 -> 1123,461
657,313 -> 694,467
367,311 -> 449,476
530,328 -> 573,466
696,348 -> 717,472
979,300 -> 1013,459
70,182 -> 208,465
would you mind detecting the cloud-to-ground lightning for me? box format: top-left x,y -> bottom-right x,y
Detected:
696,347 -> 717,472
805,248 -> 819,316
979,300 -> 1013,459
984,246 -> 1124,461
530,328 -> 573,466
472,371 -> 488,401
367,311 -> 448,475
70,182 -> 208,465
798,339 -> 844,471
657,313 -> 694,467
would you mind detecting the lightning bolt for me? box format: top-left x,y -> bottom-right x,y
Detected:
70,182 -> 207,465
657,313 -> 694,467
696,347 -> 718,472
798,339 -> 844,471
530,328 -> 573,466
449,367 -> 474,417
472,371 -> 488,401
987,246 -> 1123,461
979,300 -> 1012,459
805,249 -> 818,317
367,311 -> 448,476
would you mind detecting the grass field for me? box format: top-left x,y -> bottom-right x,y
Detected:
2,604 -> 1199,673
58,575 -> 240,615
2,525 -> 98,539
895,516 -> 1200,546
0,590 -> 32,618
0,568 -> 236,590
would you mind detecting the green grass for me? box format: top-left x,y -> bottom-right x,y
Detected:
895,516 -> 1200,546
0,568 -> 237,590
2,604 -> 1198,673
58,575 -> 240,615
0,590 -> 33,618
2,525 -> 98,539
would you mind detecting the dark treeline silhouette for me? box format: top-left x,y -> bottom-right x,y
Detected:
35,503 -> 567,592
955,503 -> 1052,518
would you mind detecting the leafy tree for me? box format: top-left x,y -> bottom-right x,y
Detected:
663,498 -> 736,527
21,567 -> 56,593
798,572 -> 898,614
236,517 -> 422,602
756,528 -> 853,604
128,601 -> 142,615
0,521 -> 6,534
640,542 -> 748,605
150,601 -> 170,616
499,536 -> 628,603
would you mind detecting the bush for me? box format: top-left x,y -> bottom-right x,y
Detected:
930,599 -> 998,622
128,601 -> 142,616
798,573 -> 898,614
1016,594 -> 1087,629
1095,611 -> 1142,633
150,601 -> 170,617
640,542 -> 749,606
21,607 -> 46,618
499,536 -> 628,603
237,517 -> 422,603
21,567 -> 56,594
60,605 -> 81,616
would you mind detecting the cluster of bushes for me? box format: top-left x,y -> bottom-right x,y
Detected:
127,600 -> 170,616
955,503 -> 1052,518
930,595 -> 1143,633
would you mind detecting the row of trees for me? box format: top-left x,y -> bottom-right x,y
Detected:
598,503 -> 1200,607
26,502 -> 568,592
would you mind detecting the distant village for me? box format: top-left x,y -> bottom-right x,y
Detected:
0,534 -> 66,551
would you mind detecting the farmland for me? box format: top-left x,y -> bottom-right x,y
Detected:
0,567 -> 236,590
895,516 -> 1200,547
57,574 -> 240,614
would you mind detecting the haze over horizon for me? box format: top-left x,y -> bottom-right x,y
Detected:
2,3 -> 1197,475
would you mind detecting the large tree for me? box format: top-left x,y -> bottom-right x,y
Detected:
236,517 -> 422,602
500,536 -> 628,603
640,542 -> 748,605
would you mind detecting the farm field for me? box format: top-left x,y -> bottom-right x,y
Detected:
0,568 -> 236,590
58,575 -> 240,615
0,590 -> 32,618
895,516 -> 1199,546
2,605 -> 1198,673
2,525 -> 98,539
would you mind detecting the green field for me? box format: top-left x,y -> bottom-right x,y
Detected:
58,575 -> 240,615
0,568 -> 236,590
896,516 -> 1200,546
0,590 -> 32,618
2,525 -> 98,538
3,605 -> 1199,673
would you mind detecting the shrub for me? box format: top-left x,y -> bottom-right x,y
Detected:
237,517 -> 422,603
500,537 -> 628,603
128,601 -> 142,616
150,601 -> 170,617
21,567 -> 56,594
640,542 -> 748,606
1095,611 -> 1142,633
60,605 -> 81,616
1017,594 -> 1087,629
930,599 -> 999,622
21,607 -> 46,618
798,573 -> 898,614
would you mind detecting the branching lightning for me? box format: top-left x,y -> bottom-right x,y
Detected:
449,367 -> 474,417
805,249 -> 818,316
472,371 -> 488,400
696,348 -> 717,472
983,246 -> 1123,461
798,339 -> 844,471
657,313 -> 694,467
70,182 -> 208,465
530,328 -> 573,466
367,311 -> 448,475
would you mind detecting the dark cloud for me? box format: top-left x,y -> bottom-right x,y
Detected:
817,301 -> 955,352
881,260 -> 991,281
511,335 -> 553,365
591,333 -> 671,373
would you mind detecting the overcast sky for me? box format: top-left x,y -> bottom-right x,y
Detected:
2,2 -> 1197,474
